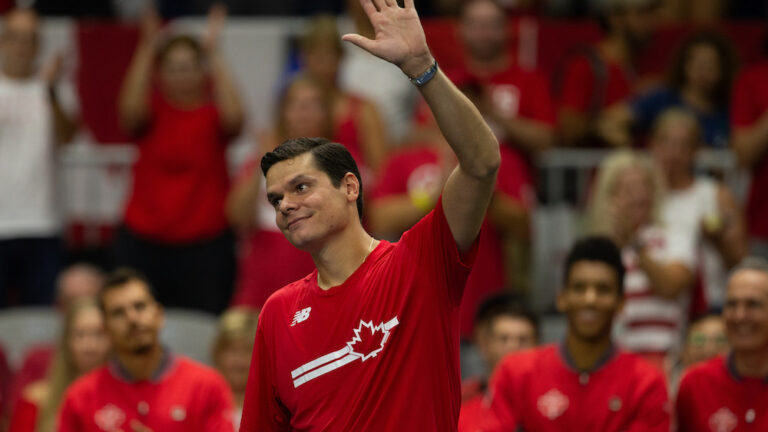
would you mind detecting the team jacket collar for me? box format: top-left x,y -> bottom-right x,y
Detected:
558,340 -> 617,375
108,346 -> 177,383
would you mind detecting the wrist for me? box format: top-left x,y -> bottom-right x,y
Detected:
400,53 -> 435,79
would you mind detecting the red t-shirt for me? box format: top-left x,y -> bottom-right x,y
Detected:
8,396 -> 37,432
58,355 -> 234,432
372,145 -> 532,338
458,394 -> 502,432
240,197 -> 479,431
676,355 -> 768,432
490,344 -> 670,432
447,64 -> 555,146
558,55 -> 633,114
124,93 -> 230,243
731,60 -> 768,240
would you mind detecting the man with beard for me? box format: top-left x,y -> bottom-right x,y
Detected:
676,257 -> 768,431
489,236 -> 669,431
57,269 -> 235,432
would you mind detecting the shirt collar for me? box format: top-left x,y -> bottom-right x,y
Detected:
558,340 -> 617,375
109,346 -> 176,383
726,352 -> 768,383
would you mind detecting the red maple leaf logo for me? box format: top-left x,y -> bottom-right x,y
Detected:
346,320 -> 392,362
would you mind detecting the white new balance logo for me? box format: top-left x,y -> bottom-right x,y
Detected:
291,307 -> 312,326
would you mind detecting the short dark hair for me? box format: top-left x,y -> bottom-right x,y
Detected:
261,137 -> 364,219
563,236 -> 625,294
474,293 -> 540,341
98,267 -> 158,312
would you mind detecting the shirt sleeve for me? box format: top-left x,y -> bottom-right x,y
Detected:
239,315 -> 291,432
488,361 -> 520,431
731,69 -> 761,128
201,373 -> 237,432
8,396 -> 37,432
398,196 -> 480,306
624,367 -> 671,432
522,72 -> 556,125
674,370 -> 696,432
558,57 -> 595,113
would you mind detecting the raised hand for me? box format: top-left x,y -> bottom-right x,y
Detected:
203,3 -> 227,54
341,0 -> 433,78
41,52 -> 63,87
139,5 -> 162,45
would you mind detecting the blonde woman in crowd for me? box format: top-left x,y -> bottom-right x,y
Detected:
8,298 -> 110,432
588,150 -> 696,372
212,307 -> 259,431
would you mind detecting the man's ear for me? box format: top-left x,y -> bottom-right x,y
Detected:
343,172 -> 360,204
556,289 -> 567,314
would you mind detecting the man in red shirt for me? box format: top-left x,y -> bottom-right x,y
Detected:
490,236 -> 670,431
454,0 -> 555,154
58,269 -> 235,432
676,257 -> 768,431
731,56 -> 768,261
557,0 -> 656,147
239,0 -> 501,429
458,293 -> 538,432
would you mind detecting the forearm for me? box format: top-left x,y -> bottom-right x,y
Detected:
210,51 -> 245,136
49,88 -> 77,144
638,250 -> 692,300
225,171 -> 260,231
417,69 -> 500,179
369,196 -> 431,238
732,112 -> 768,167
118,41 -> 155,134
557,109 -> 590,147
497,116 -> 554,153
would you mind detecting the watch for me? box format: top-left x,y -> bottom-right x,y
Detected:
408,60 -> 438,88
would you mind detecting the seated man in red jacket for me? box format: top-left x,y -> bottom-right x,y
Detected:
490,236 -> 670,431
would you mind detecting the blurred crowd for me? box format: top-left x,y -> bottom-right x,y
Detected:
1,0 -> 768,430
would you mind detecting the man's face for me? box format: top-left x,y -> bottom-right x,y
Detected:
558,260 -> 623,342
479,316 -> 537,372
0,10 -> 39,76
682,316 -> 728,367
459,0 -> 508,63
158,44 -> 205,100
266,152 -> 358,252
723,269 -> 768,354
102,281 -> 164,355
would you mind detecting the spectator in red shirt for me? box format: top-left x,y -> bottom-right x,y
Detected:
226,77 -> 321,310
676,257 -> 768,431
114,5 -> 244,314
299,15 -> 388,173
8,298 -> 110,432
454,0 -> 555,155
239,0 -> 501,428
731,43 -> 768,262
458,293 -> 538,432
490,236 -> 670,431
211,307 -> 259,431
668,311 -> 728,397
556,0 -> 657,147
58,268 -> 235,432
